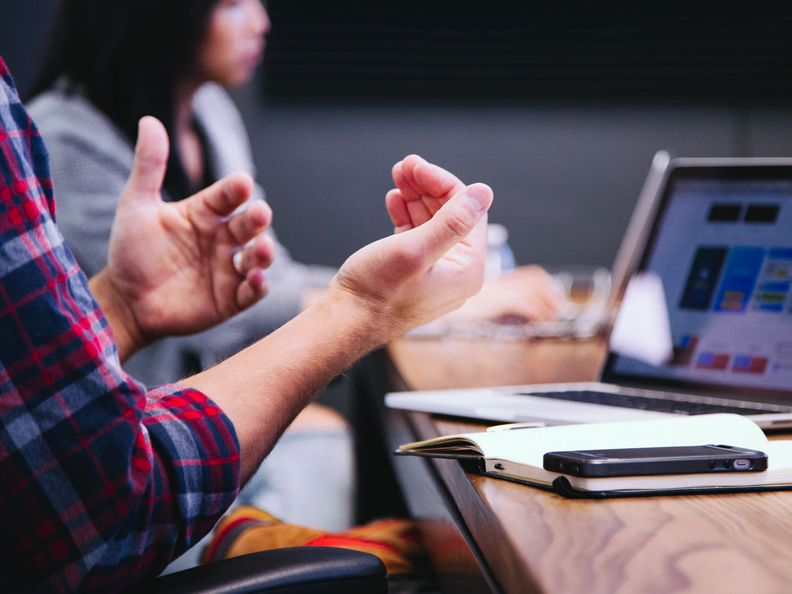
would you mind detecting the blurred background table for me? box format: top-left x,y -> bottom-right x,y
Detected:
362,335 -> 792,594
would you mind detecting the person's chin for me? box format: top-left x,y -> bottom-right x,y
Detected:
219,68 -> 255,89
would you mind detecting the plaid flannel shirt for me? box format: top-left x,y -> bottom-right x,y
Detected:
0,58 -> 241,593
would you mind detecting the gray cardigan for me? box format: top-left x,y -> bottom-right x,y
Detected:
29,83 -> 336,385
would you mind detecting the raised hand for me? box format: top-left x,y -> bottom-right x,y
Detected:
386,154 -> 563,324
95,117 -> 276,358
386,154 -> 466,233
330,159 -> 493,341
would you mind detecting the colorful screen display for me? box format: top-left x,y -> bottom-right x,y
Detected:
611,173 -> 792,394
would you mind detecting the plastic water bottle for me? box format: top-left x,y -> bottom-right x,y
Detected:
485,223 -> 516,278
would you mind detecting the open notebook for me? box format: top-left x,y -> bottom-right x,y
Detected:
396,414 -> 792,498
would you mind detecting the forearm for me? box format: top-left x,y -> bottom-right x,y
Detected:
89,269 -> 147,363
183,289 -> 384,481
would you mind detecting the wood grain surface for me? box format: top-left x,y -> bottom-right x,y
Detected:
389,336 -> 792,594
389,336 -> 607,391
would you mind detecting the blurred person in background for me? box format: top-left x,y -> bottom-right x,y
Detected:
27,0 -> 562,572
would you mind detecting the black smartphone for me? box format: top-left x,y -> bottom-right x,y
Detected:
543,445 -> 768,478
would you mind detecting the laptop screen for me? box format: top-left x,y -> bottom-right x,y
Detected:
605,165 -> 792,401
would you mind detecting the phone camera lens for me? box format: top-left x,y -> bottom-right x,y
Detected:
724,460 -> 732,469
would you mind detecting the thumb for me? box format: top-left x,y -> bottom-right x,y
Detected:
405,183 -> 493,268
123,116 -> 170,200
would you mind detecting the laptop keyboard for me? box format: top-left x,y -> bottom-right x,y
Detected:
516,389 -> 792,416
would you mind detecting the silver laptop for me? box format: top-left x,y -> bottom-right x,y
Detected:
387,156 -> 792,429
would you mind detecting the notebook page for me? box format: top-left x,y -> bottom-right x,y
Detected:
467,414 -> 768,469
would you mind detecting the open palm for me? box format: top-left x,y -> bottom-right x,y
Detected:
106,117 -> 276,343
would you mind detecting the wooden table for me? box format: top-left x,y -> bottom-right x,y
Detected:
379,336 -> 792,594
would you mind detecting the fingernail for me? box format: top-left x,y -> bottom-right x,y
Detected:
466,184 -> 491,212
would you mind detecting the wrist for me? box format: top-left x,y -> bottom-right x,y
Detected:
89,269 -> 149,362
299,287 -> 327,311
315,287 -> 392,351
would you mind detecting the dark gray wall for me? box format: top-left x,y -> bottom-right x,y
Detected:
0,0 -> 58,97
232,84 -> 748,268
5,3 -> 792,270
232,76 -> 792,268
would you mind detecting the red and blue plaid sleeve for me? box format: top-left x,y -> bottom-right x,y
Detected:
0,58 -> 241,593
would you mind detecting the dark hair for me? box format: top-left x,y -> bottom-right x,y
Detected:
31,0 -> 220,201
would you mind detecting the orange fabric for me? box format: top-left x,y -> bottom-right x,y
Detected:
203,507 -> 423,574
